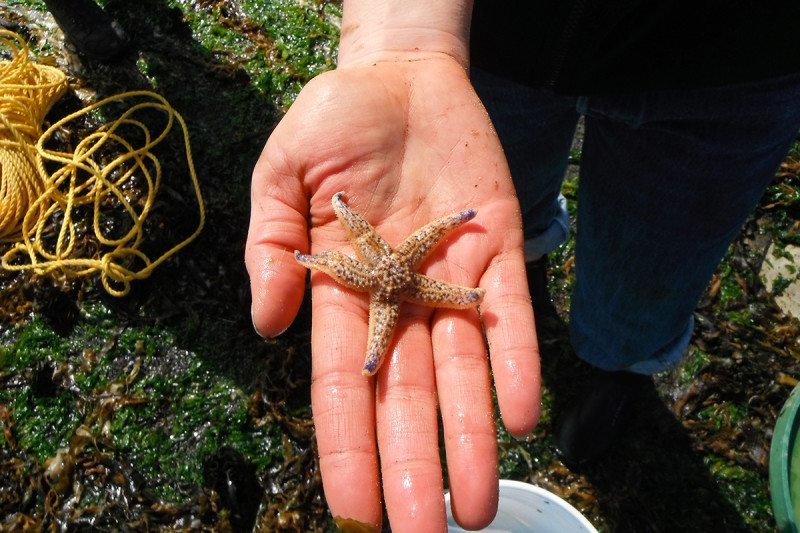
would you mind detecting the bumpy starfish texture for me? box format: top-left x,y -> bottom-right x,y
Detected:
296,192 -> 485,376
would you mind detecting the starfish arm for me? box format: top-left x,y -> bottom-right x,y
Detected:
396,208 -> 477,268
295,250 -> 375,291
362,294 -> 401,376
405,273 -> 485,309
332,192 -> 391,264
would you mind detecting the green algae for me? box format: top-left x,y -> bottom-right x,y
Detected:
6,390 -> 80,460
761,144 -> 800,247
0,302 -> 282,506
706,455 -> 774,530
496,422 -> 558,483
109,359 -> 280,502
698,402 -> 748,432
772,272 -> 795,297
5,0 -> 45,9
166,0 -> 340,108
678,346 -> 711,386
0,320 -> 67,371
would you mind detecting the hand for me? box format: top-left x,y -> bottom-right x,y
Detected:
245,55 -> 540,531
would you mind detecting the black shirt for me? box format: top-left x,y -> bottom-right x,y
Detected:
470,0 -> 800,95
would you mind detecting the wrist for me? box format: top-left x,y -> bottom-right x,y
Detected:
337,1 -> 473,68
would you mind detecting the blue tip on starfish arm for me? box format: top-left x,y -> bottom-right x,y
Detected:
295,251 -> 311,262
460,209 -> 477,222
362,358 -> 379,376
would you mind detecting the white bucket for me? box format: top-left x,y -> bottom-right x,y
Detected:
445,479 -> 598,533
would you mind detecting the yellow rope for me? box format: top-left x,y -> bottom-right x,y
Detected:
0,30 -> 67,240
0,30 -> 205,296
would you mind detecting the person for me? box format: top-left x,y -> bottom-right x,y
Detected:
245,1 -> 800,531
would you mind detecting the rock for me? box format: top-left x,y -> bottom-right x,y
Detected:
761,243 -> 800,318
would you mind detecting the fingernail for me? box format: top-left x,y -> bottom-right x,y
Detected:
511,432 -> 532,443
251,304 -> 269,339
334,516 -> 378,533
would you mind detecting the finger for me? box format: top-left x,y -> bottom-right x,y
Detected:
310,277 -> 382,529
432,309 -> 498,530
245,149 -> 309,337
375,312 -> 447,532
480,250 -> 541,436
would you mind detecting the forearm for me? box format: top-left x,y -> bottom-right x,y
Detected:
338,0 -> 474,68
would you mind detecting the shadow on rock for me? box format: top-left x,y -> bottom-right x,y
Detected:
64,0 -> 311,394
538,312 -> 750,532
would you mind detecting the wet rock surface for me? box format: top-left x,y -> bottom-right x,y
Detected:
761,243 -> 800,319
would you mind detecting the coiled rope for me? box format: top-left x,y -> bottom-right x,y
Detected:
0,30 -> 204,296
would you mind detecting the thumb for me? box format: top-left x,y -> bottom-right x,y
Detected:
245,142 -> 309,337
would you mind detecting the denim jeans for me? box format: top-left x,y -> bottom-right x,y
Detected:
471,68 -> 800,373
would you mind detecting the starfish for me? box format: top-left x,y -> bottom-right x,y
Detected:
295,192 -> 485,376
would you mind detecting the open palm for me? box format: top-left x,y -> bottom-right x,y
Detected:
246,56 -> 540,531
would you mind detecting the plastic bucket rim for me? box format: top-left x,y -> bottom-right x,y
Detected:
445,478 -> 598,532
770,382 -> 800,531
